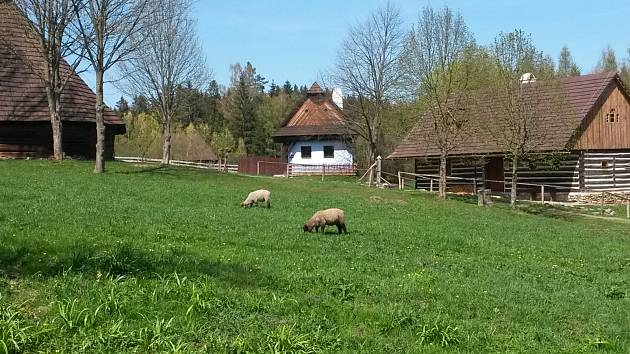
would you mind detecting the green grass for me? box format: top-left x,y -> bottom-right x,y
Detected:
0,160 -> 629,353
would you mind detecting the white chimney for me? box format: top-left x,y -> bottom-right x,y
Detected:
519,73 -> 537,84
332,87 -> 343,110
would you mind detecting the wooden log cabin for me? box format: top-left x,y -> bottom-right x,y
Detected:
388,72 -> 630,201
0,1 -> 125,159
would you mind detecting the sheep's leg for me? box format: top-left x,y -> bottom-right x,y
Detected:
321,225 -> 326,233
337,224 -> 342,234
266,199 -> 270,208
341,223 -> 347,234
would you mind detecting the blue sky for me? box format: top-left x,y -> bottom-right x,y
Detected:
94,0 -> 630,105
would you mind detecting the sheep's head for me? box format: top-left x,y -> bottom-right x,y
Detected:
303,223 -> 312,232
241,201 -> 252,208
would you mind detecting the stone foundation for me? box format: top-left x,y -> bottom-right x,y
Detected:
568,192 -> 630,204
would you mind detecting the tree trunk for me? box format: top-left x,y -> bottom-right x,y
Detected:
439,152 -> 447,199
94,69 -> 106,173
46,89 -> 63,160
510,155 -> 518,208
51,112 -> 63,160
162,114 -> 172,164
368,142 -> 377,185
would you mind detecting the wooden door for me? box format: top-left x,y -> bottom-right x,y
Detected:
485,157 -> 505,192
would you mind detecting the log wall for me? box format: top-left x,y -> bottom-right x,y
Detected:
415,150 -> 630,196
0,121 -> 117,159
414,158 -> 484,191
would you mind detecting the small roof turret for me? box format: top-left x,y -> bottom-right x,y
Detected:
307,82 -> 324,96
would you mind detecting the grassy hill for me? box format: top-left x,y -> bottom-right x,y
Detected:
0,160 -> 628,353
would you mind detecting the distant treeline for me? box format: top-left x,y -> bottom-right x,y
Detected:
115,62 -> 310,161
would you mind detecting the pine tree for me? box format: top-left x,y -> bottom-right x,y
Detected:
283,81 -> 293,94
269,81 -> 280,97
595,46 -> 619,73
205,80 -> 224,132
557,46 -> 581,77
621,48 -> 630,85
131,95 -> 151,114
225,62 -> 262,153
116,97 -> 130,114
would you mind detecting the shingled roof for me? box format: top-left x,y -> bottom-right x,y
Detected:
0,0 -> 124,131
388,72 -> 622,159
274,82 -> 349,139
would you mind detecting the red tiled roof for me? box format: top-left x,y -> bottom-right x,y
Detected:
274,86 -> 350,138
0,0 -> 124,129
388,72 -> 620,159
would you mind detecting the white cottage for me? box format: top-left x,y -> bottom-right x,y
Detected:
273,82 -> 354,175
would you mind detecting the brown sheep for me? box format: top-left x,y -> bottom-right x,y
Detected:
303,208 -> 347,234
241,189 -> 271,208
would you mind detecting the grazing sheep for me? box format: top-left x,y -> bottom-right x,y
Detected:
241,189 -> 271,208
303,208 -> 347,234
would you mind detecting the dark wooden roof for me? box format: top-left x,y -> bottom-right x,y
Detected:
388,72 -> 621,159
0,0 -> 124,131
274,82 -> 349,139
307,82 -> 324,95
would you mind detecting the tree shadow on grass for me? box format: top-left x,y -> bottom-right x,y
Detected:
114,165 -> 177,176
0,241 -> 283,290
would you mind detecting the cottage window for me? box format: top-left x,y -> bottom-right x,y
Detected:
602,161 -> 609,168
324,145 -> 334,158
605,108 -> 619,123
301,146 -> 312,159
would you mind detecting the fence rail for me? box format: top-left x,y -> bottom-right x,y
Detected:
115,156 -> 238,173
396,171 -> 583,203
600,191 -> 630,218
254,160 -> 357,177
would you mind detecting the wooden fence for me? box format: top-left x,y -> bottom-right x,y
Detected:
238,156 -> 285,175
115,156 -> 238,173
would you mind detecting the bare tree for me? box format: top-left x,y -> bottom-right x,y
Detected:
72,0 -> 148,173
15,0 -> 82,160
557,46 -> 580,77
489,30 -> 566,207
401,6 -> 477,199
334,1 -> 403,170
119,0 -> 207,164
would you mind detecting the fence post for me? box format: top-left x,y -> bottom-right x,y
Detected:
376,156 -> 382,186
626,199 -> 629,219
257,161 -> 260,176
600,192 -> 605,215
286,164 -> 290,178
541,185 -> 545,204
398,172 -> 402,190
322,165 -> 325,182
368,164 -> 374,186
430,179 -> 434,192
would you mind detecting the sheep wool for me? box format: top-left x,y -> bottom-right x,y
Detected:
303,208 -> 347,234
241,189 -> 271,208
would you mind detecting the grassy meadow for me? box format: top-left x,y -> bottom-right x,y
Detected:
0,160 -> 629,353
